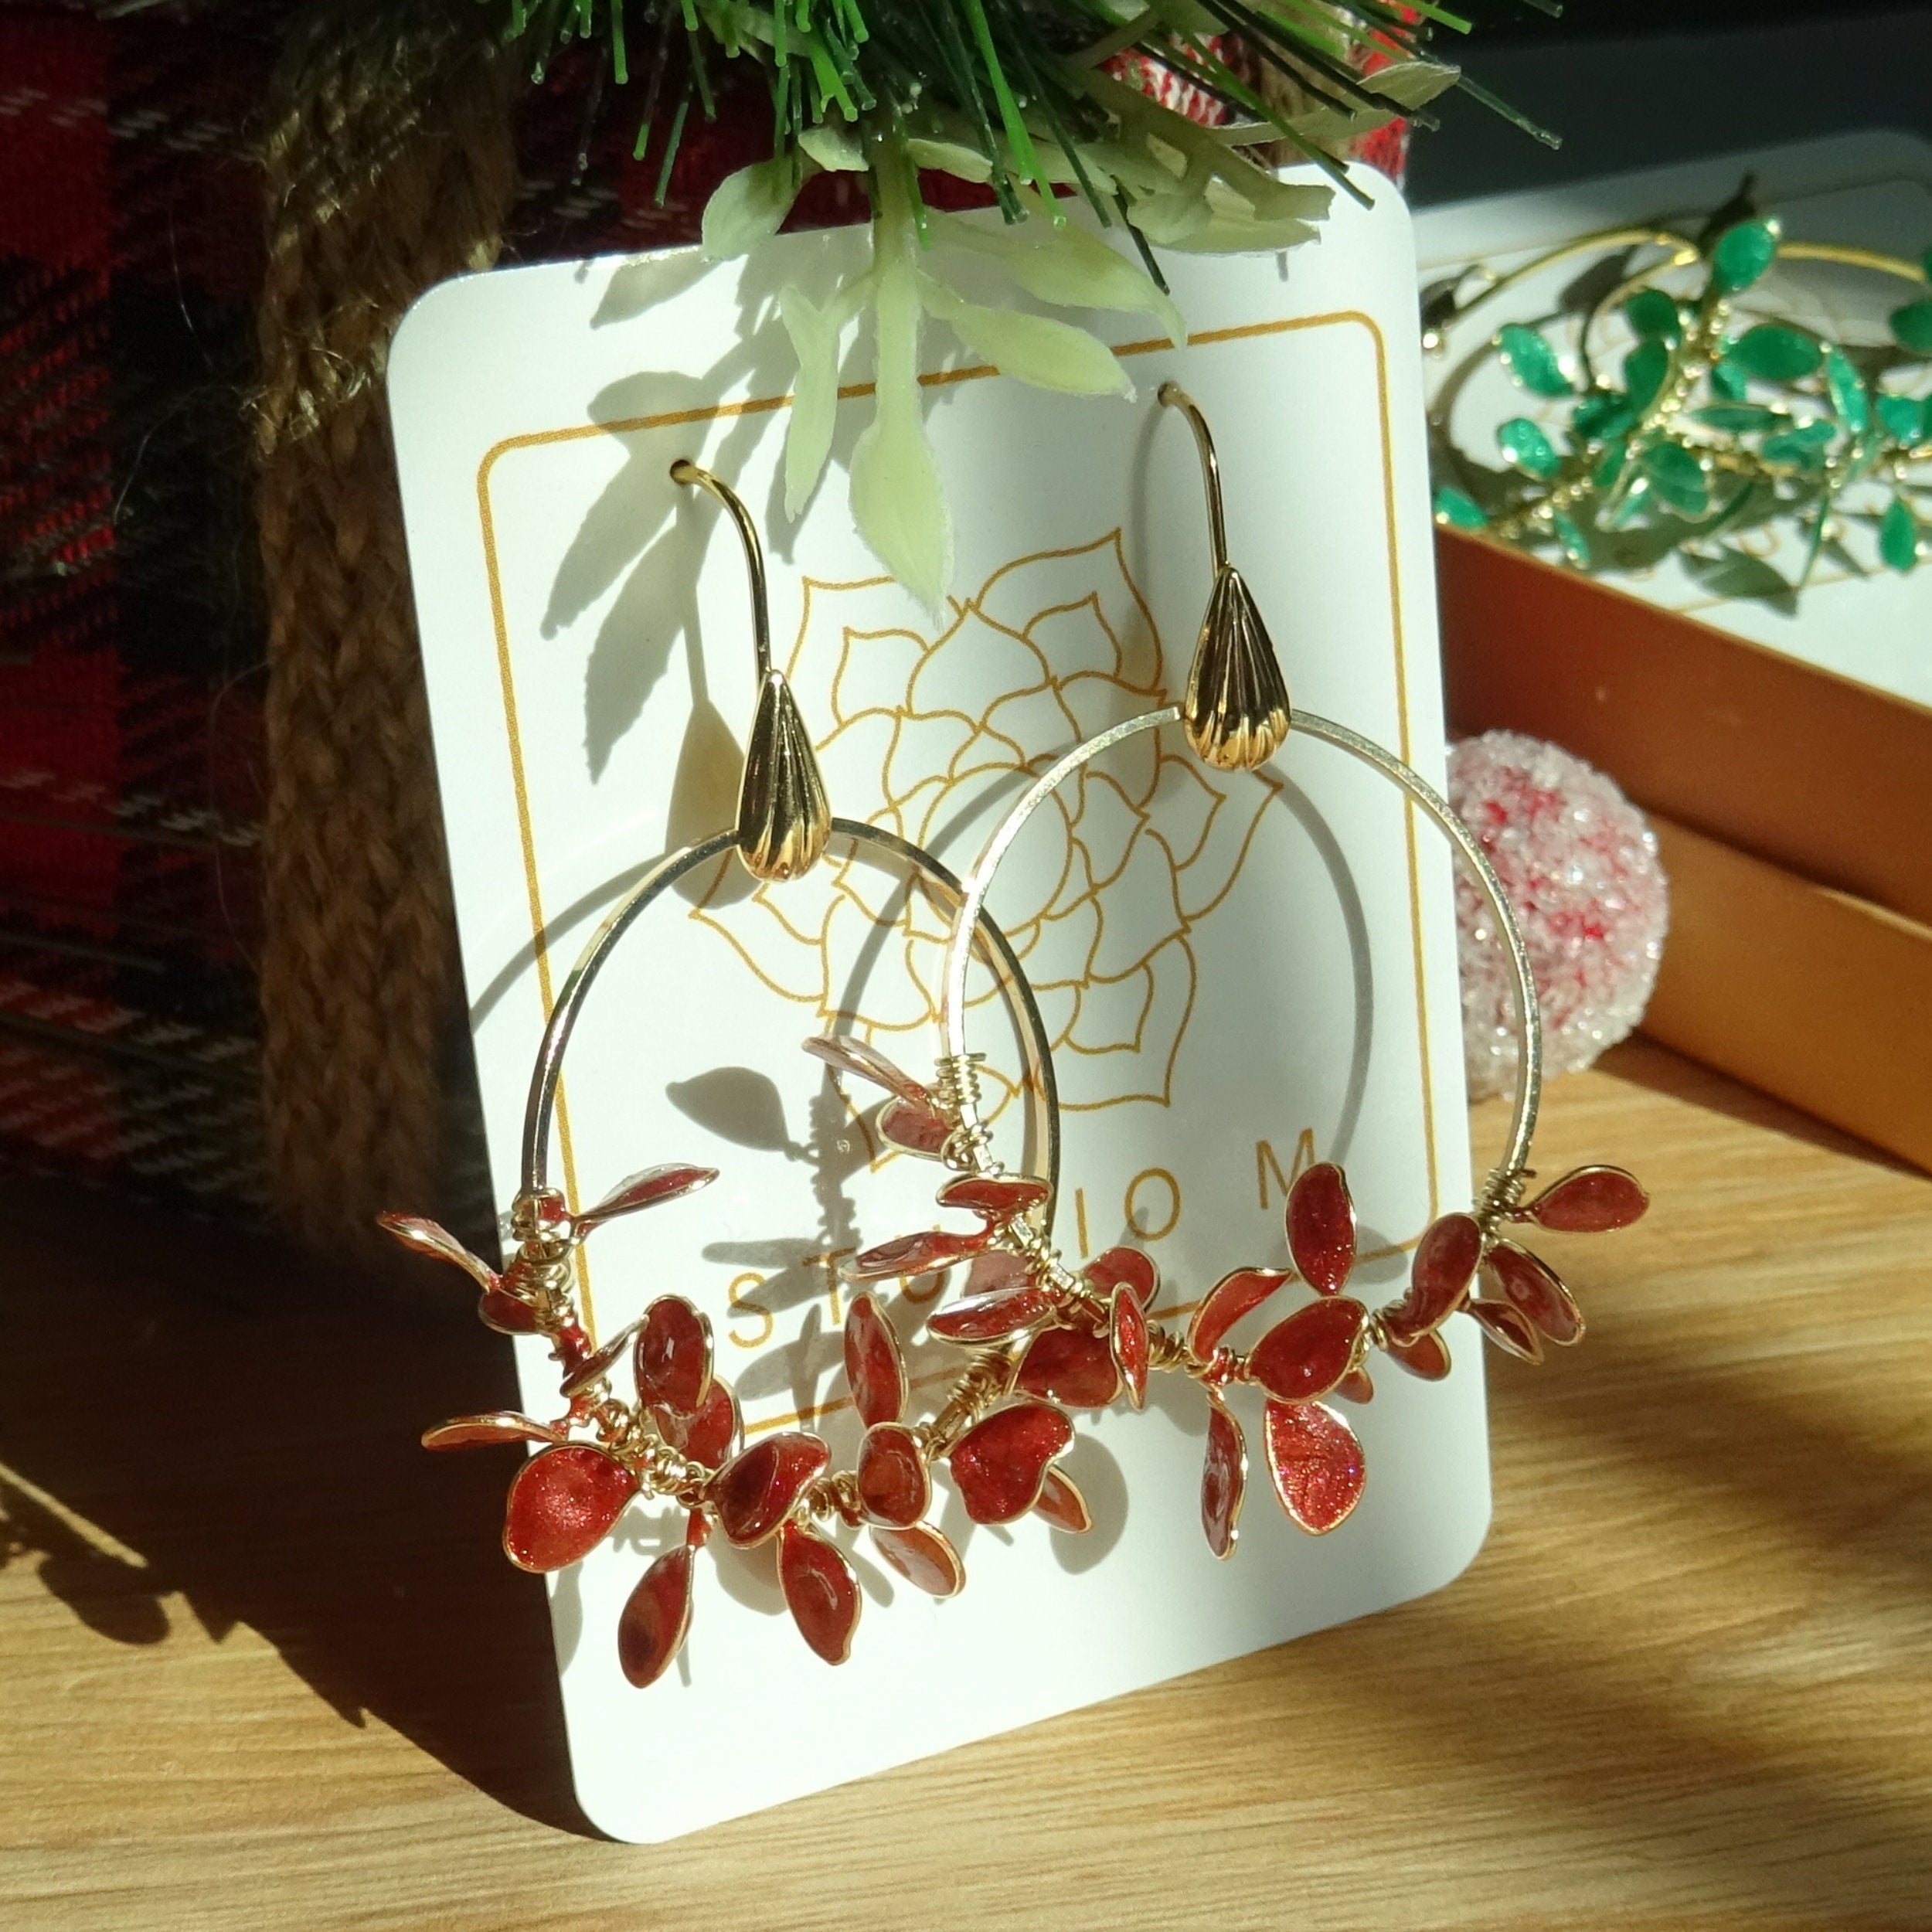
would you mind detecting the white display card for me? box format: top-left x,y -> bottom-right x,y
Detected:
389,173 -> 1481,1842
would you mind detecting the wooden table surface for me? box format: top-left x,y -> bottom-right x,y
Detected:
2,1036 -> 1928,1930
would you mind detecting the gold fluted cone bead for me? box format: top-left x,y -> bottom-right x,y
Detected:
736,670 -> 831,880
1182,564 -> 1291,771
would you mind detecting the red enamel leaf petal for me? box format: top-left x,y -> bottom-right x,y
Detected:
803,1033 -> 928,1101
1247,1298 -> 1369,1403
964,1247 -> 1032,1295
870,1523 -> 965,1597
502,1444 -> 638,1572
1201,1394 -> 1247,1560
1189,1267 -> 1290,1359
1082,1247 -> 1158,1307
422,1412 -> 568,1451
1034,1468 -> 1093,1534
656,1376 -> 740,1470
937,1172 -> 1050,1218
878,1097 -> 951,1158
950,1401 -> 1076,1524
378,1213 -> 498,1291
577,1162 -> 717,1231
1389,1212 -> 1483,1338
633,1296 -> 713,1417
1110,1285 -> 1150,1410
843,1292 -> 907,1427
1526,1165 -> 1650,1233
1263,1400 -> 1366,1536
559,1319 -> 643,1398
711,1433 -> 831,1546
1336,1367 -> 1375,1404
1471,1298 -> 1544,1362
848,1228 -> 988,1282
1384,1328 -> 1452,1382
1485,1240 -> 1585,1345
616,1544 -> 695,1689
928,1282 -> 1054,1343
779,1522 -> 862,1665
1287,1162 -> 1356,1295
856,1422 -> 931,1529
478,1290 -> 541,1335
1015,1324 -> 1121,1408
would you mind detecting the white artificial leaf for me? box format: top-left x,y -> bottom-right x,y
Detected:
1159,211 -> 1322,254
778,286 -> 842,519
918,275 -> 1131,397
799,122 -> 866,172
701,157 -> 803,261
1129,185 -> 1215,247
906,136 -> 994,184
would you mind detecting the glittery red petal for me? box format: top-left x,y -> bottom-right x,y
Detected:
379,1213 -> 497,1291
422,1412 -> 567,1451
843,1292 -> 907,1427
1525,1165 -> 1649,1233
937,1172 -> 1050,1218
803,1033 -> 929,1100
1286,1162 -> 1356,1295
849,1228 -> 988,1282
1384,1328 -> 1452,1381
1083,1247 -> 1158,1306
711,1433 -> 831,1546
928,1282 -> 1054,1343
950,1401 -> 1075,1524
1015,1324 -> 1121,1408
856,1422 -> 930,1528
1336,1367 -> 1375,1404
1485,1240 -> 1585,1345
879,1097 -> 951,1158
1385,1212 -> 1482,1339
559,1319 -> 643,1398
634,1296 -> 713,1417
1034,1468 -> 1093,1533
870,1522 -> 965,1597
616,1544 -> 694,1688
656,1376 -> 740,1469
502,1444 -> 638,1572
478,1290 -> 540,1335
1201,1394 -> 1247,1559
1110,1284 -> 1150,1410
964,1247 -> 1032,1295
1189,1267 -> 1290,1359
779,1522 -> 861,1665
1247,1297 -> 1368,1403
576,1162 -> 716,1230
1263,1400 -> 1365,1535
1470,1297 -> 1544,1362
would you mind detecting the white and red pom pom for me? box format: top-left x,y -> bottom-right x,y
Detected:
1447,731 -> 1669,1101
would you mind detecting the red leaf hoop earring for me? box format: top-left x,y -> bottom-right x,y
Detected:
379,460 -> 1062,1683
846,383 -> 1649,1552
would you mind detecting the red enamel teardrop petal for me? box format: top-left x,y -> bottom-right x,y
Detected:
937,1172 -> 1050,1218
1287,1162 -> 1357,1295
1034,1468 -> 1093,1533
1201,1394 -> 1247,1560
379,1213 -> 498,1290
950,1401 -> 1075,1524
928,1282 -> 1054,1343
1526,1165 -> 1650,1233
1263,1400 -> 1366,1536
1485,1240 -> 1585,1345
1247,1298 -> 1368,1403
1083,1247 -> 1158,1307
423,1412 -> 568,1451
870,1523 -> 965,1597
1110,1285 -> 1150,1410
502,1444 -> 638,1572
616,1544 -> 694,1688
1470,1297 -> 1544,1362
779,1522 -> 861,1665
560,1319 -> 643,1398
576,1162 -> 716,1230
634,1296 -> 713,1417
711,1433 -> 832,1546
1385,1328 -> 1452,1381
856,1422 -> 930,1528
879,1097 -> 951,1158
964,1247 -> 1031,1295
849,1227 -> 987,1282
843,1293 -> 907,1427
1189,1267 -> 1290,1359
1336,1367 -> 1375,1404
803,1033 -> 927,1100
656,1376 -> 740,1469
478,1290 -> 539,1335
1389,1212 -> 1483,1338
1015,1324 -> 1121,1408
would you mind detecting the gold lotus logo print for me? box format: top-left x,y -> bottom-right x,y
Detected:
695,532 -> 1279,1110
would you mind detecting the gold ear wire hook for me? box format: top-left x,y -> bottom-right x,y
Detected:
672,459 -> 831,880
1158,383 -> 1291,773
